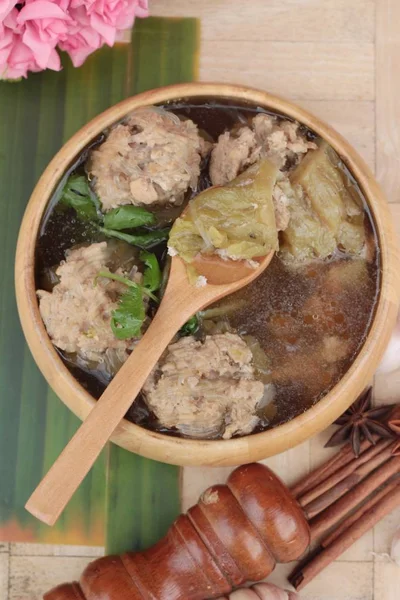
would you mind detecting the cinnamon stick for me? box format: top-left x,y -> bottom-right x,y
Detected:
290,439 -> 373,499
389,418 -> 400,435
303,440 -> 397,519
393,441 -> 400,455
290,480 -> 400,591
388,405 -> 400,433
310,453 -> 400,541
297,438 -> 393,508
321,477 -> 400,548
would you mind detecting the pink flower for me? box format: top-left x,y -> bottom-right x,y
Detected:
0,2 -> 63,79
4,36 -> 44,78
69,0 -> 148,46
0,0 -> 17,25
60,0 -> 148,67
57,4 -> 103,67
0,0 -> 149,78
0,21 -> 14,71
0,7 -> 39,79
16,0 -> 72,70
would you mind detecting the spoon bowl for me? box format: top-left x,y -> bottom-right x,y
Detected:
25,249 -> 274,526
192,253 -> 268,285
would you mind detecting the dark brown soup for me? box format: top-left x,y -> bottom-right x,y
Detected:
35,98 -> 380,437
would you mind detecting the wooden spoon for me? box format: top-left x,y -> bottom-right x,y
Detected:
25,250 -> 274,525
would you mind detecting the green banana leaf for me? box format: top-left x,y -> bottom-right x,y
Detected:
0,16 -> 199,552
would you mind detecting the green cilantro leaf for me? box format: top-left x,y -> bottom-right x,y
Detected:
98,226 -> 170,249
180,314 -> 200,336
110,286 -> 145,340
60,174 -> 100,221
140,251 -> 161,293
103,205 -> 156,230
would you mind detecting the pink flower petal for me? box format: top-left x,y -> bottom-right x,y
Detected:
22,25 -> 54,69
55,0 -> 71,12
89,11 -> 116,45
17,1 -> 71,23
3,7 -> 19,31
114,11 -> 135,31
0,47 -> 11,63
68,5 -> 90,27
7,38 -> 32,62
64,43 -> 97,67
2,66 -> 26,79
6,38 -> 38,77
46,47 -> 62,70
135,0 -> 149,18
0,0 -> 16,22
0,27 -> 13,51
79,27 -> 102,46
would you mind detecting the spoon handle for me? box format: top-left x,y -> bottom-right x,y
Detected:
25,289 -> 198,526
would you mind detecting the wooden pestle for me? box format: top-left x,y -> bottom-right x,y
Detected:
44,464 -> 310,600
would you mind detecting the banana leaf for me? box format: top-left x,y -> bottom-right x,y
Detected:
0,16 -> 199,551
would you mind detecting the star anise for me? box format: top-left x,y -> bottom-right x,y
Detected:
324,387 -> 396,457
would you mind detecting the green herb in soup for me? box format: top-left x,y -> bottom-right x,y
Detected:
109,281 -> 145,340
179,314 -> 200,336
103,206 -> 156,230
99,226 -> 170,249
60,174 -> 100,221
35,100 -> 379,440
98,250 -> 161,339
60,171 -> 170,250
140,250 -> 162,293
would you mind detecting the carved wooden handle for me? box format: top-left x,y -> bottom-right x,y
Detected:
44,463 -> 310,600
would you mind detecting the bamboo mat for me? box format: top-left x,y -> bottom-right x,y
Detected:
2,0 -> 400,598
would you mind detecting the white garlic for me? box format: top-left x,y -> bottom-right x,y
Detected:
253,582 -> 300,600
216,582 -> 300,600
391,527 -> 400,566
227,590 -> 259,599
377,315 -> 400,374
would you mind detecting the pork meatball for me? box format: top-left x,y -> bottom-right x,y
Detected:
210,114 -> 317,187
89,107 -> 210,211
37,242 -> 141,365
143,333 -> 265,439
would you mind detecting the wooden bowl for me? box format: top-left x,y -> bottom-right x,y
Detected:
15,83 -> 400,467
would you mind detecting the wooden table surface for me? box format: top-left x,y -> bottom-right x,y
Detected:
2,1 -> 400,598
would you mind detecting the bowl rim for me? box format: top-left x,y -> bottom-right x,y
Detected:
15,82 -> 400,467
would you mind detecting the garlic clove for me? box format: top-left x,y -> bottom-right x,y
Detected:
215,582 -> 301,600
252,583 -> 288,600
252,582 -> 299,600
391,526 -> 400,566
224,590 -> 259,599
377,315 -> 400,374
